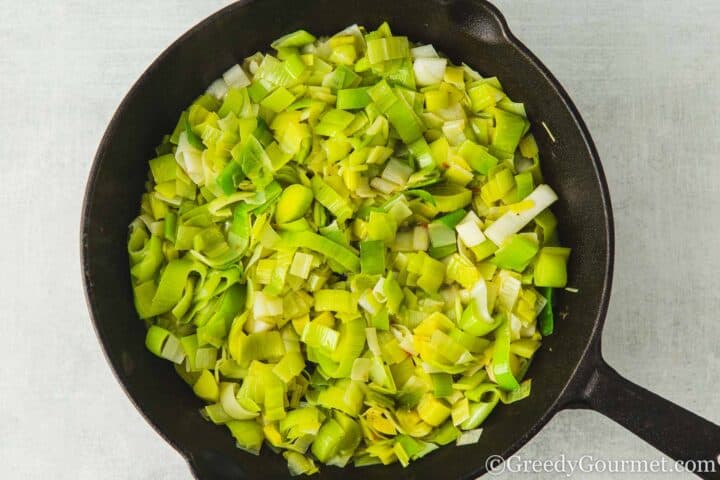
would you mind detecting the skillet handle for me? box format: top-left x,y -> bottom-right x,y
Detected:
576,358 -> 720,479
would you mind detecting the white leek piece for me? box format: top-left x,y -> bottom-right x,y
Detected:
484,185 -> 558,245
413,58 -> 447,86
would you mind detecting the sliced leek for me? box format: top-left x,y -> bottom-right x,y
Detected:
128,22 -> 571,476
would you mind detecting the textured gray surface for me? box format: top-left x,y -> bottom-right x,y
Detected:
0,1 -> 718,478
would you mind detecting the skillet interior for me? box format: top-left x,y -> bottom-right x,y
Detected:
81,0 -> 613,478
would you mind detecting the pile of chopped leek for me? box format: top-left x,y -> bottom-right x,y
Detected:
128,22 -> 570,476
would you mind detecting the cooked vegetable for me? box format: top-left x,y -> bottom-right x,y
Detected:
275,184 -> 314,224
127,22 -> 571,475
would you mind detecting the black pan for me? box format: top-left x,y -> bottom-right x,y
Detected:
81,0 -> 720,478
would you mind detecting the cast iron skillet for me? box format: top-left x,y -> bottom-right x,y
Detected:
81,0 -> 720,478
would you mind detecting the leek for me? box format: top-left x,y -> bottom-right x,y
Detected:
534,247 -> 571,287
360,240 -> 386,275
484,184 -> 559,245
128,22 -> 571,475
492,317 -> 520,391
337,87 -> 372,110
276,184 -> 313,224
539,287 -> 554,336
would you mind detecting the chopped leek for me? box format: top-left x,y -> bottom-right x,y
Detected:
534,247 -> 571,288
276,184 -> 313,224
128,23 -> 571,476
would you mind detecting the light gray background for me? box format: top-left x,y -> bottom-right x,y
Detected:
1,1 -> 718,478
